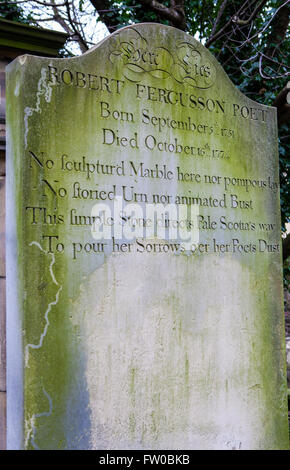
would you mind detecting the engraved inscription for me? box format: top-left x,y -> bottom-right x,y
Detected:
109,28 -> 216,88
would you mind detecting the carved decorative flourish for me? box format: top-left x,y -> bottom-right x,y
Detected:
109,28 -> 215,89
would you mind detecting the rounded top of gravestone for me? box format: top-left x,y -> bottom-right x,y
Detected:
74,22 -> 273,111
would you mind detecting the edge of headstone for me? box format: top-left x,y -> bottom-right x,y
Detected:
6,64 -> 24,450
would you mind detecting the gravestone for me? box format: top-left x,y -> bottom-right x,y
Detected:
6,23 -> 289,450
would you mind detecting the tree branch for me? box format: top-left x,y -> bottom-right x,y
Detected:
89,0 -> 122,32
138,0 -> 186,30
206,0 -> 267,48
51,0 -> 73,35
90,0 -> 186,32
64,0 -> 88,52
232,0 -> 267,26
209,0 -> 228,40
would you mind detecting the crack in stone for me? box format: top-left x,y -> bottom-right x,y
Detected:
24,241 -> 62,449
24,64 -> 54,149
25,386 -> 53,450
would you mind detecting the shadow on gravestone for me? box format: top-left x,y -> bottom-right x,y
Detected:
6,23 -> 289,450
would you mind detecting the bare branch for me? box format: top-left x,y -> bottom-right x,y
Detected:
209,0 -> 228,40
29,0 -> 70,6
49,0 -> 73,35
88,0 -> 122,32
138,0 -> 186,30
206,0 -> 270,48
205,0 -> 250,47
232,0 -> 267,26
64,0 -> 88,52
238,0 -> 290,49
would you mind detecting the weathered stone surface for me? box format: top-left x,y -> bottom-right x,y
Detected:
6,23 -> 289,450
